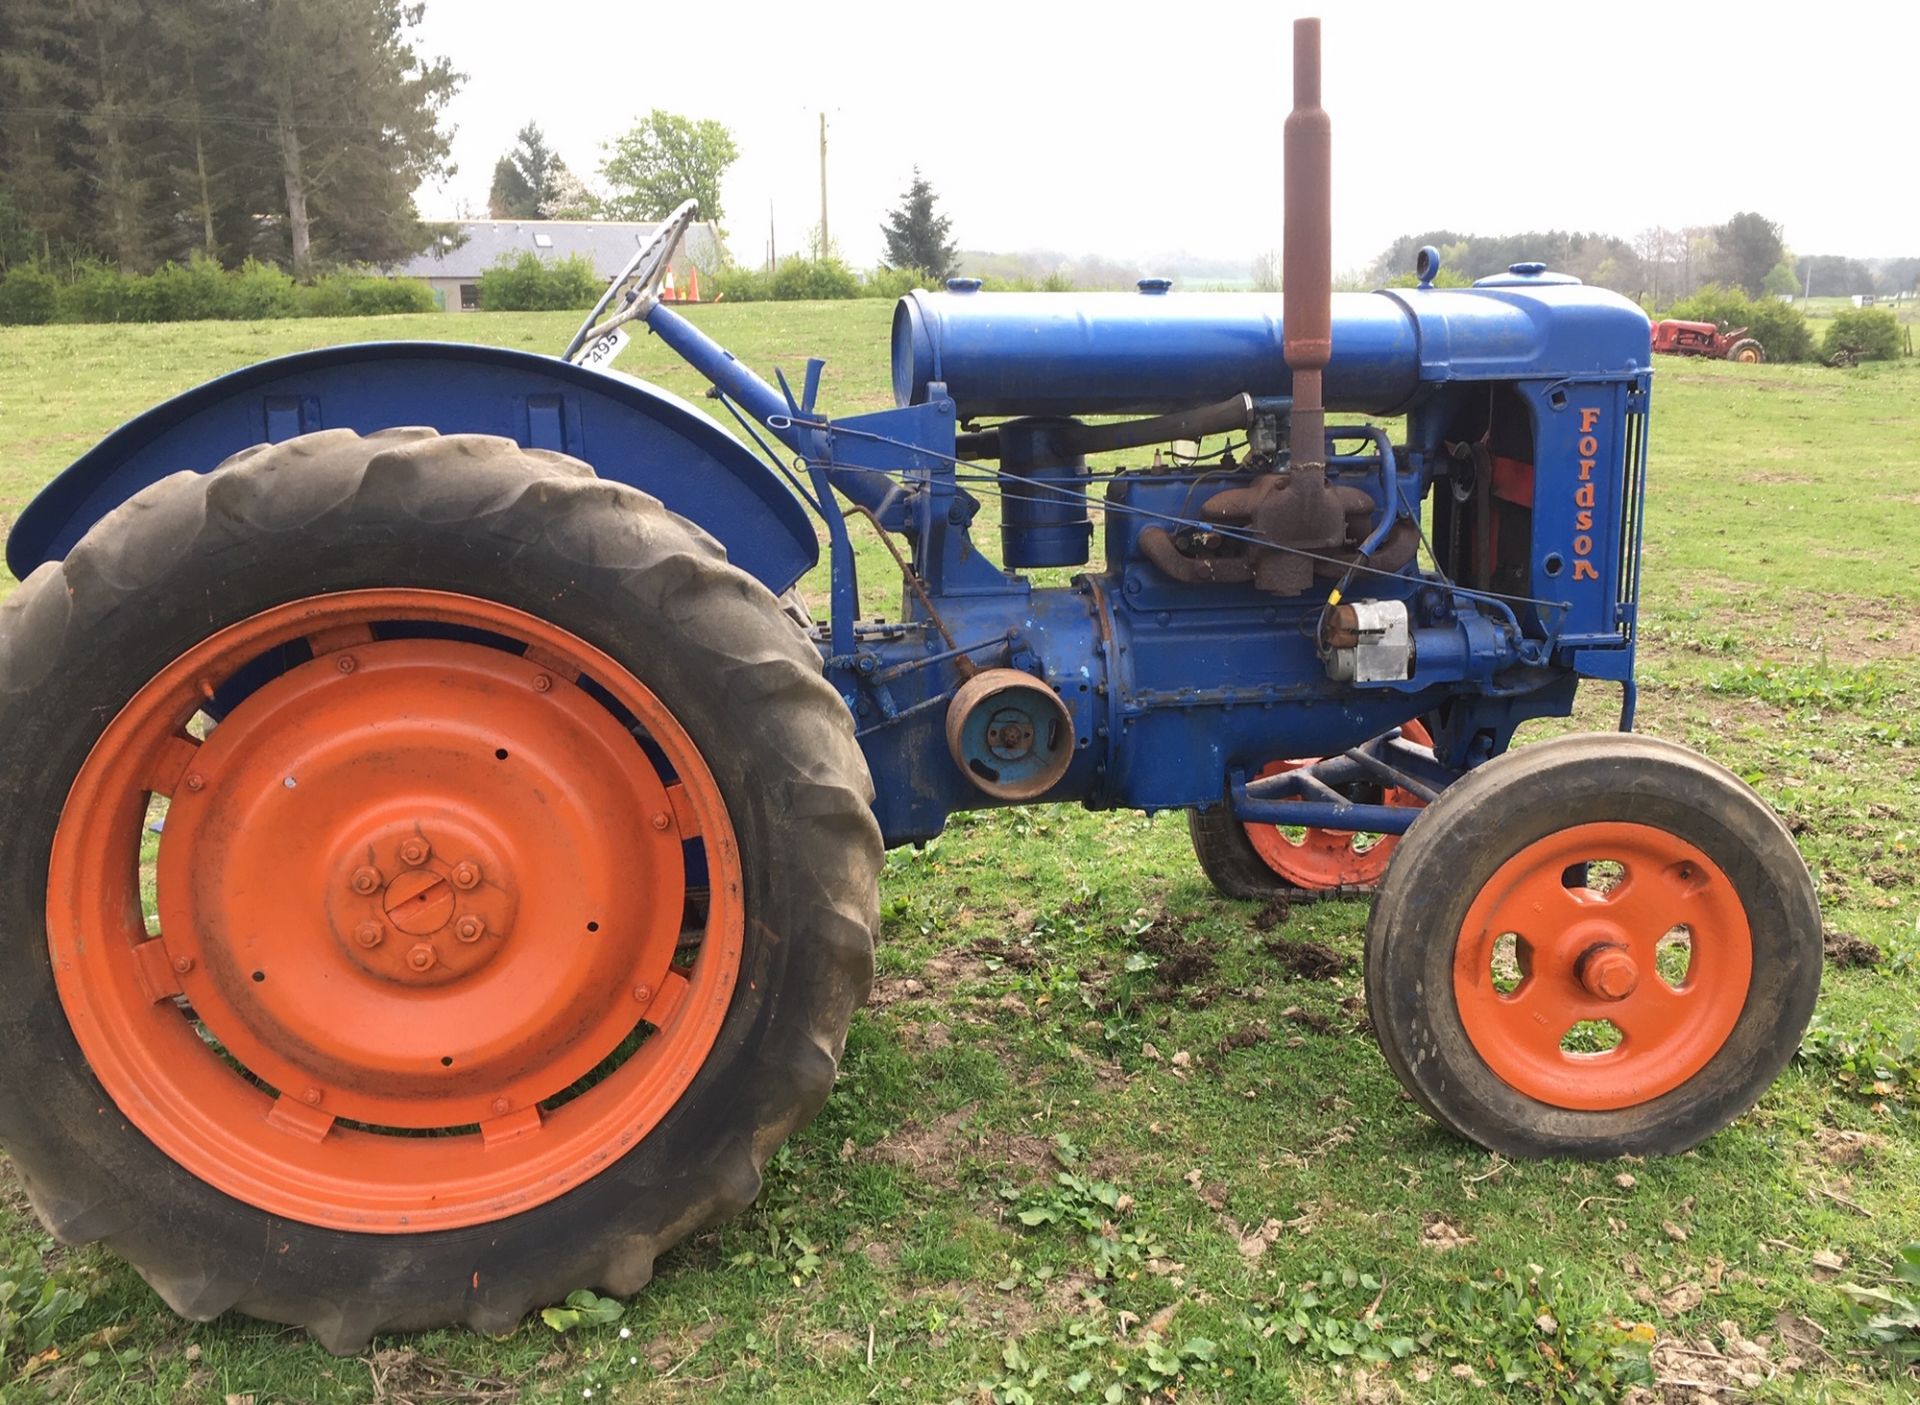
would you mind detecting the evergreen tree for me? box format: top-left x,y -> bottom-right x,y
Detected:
488,122 -> 560,218
0,0 -> 459,276
879,169 -> 956,279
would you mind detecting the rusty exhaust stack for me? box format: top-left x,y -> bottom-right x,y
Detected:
1283,16 -> 1331,472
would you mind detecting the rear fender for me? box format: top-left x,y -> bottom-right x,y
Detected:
6,342 -> 819,593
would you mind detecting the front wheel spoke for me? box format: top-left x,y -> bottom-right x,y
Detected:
266,1093 -> 336,1143
143,731 -> 202,795
306,622 -> 375,655
480,1104 -> 544,1149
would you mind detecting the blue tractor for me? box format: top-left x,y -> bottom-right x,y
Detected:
0,20 -> 1818,1351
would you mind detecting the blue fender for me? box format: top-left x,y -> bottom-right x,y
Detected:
6,341 -> 819,593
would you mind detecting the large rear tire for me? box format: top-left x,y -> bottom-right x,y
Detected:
1365,733 -> 1819,1158
0,428 -> 880,1351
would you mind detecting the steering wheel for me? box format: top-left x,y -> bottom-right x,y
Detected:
562,199 -> 700,364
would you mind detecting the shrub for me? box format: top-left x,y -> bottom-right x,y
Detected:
709,263 -> 770,302
143,255 -> 238,321
769,255 -> 859,301
0,266 -> 57,324
303,272 -> 436,317
476,253 -> 601,311
1661,284 -> 1814,363
860,265 -> 930,299
1823,307 -> 1901,363
227,258 -> 300,319
55,262 -> 135,322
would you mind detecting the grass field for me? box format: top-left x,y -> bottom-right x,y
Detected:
0,306 -> 1918,1403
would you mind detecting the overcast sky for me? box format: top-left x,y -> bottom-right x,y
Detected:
413,1 -> 1917,276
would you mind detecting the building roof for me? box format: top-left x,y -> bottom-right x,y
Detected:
385,219 -> 722,280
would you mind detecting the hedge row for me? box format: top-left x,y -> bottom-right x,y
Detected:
0,257 -> 436,325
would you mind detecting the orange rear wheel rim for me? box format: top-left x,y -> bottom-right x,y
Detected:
1452,822 -> 1752,1111
1243,720 -> 1431,888
47,590 -> 744,1232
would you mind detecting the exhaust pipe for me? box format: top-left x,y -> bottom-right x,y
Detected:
1283,16 -> 1331,472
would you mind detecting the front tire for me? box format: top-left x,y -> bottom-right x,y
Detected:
0,428 -> 880,1350
1365,733 -> 1819,1159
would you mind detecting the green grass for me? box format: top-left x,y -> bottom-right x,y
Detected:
1,312 -> 1918,1402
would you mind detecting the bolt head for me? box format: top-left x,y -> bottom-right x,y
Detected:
456,915 -> 484,943
632,984 -> 652,1005
452,862 -> 480,890
1579,945 -> 1639,1001
400,838 -> 430,865
351,865 -> 382,895
302,1087 -> 323,1107
407,943 -> 437,972
532,673 -> 553,693
335,653 -> 357,674
184,773 -> 205,793
355,921 -> 384,948
491,1097 -> 511,1116
650,811 -> 671,831
172,954 -> 195,975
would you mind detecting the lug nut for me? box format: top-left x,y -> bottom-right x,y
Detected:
451,862 -> 481,890
456,915 -> 484,943
351,865 -> 382,895
633,984 -> 652,1005
355,921 -> 384,948
407,944 -> 437,972
172,954 -> 195,975
400,838 -> 430,866
532,673 -> 553,693
650,811 -> 671,831
302,1087 -> 323,1107
491,1097 -> 511,1116
184,773 -> 205,793
335,654 -> 357,674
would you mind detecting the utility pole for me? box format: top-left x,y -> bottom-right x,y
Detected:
818,112 -> 829,255
767,200 -> 776,272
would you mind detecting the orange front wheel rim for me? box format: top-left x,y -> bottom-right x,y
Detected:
1243,720 -> 1431,888
47,590 -> 744,1232
1452,822 -> 1753,1111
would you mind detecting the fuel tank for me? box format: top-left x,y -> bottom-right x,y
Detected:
891,277 -> 1652,419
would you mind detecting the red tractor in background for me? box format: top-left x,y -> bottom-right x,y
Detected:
1652,318 -> 1765,362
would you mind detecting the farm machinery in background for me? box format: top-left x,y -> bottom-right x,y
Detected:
1651,317 -> 1766,362
0,19 -> 1820,1352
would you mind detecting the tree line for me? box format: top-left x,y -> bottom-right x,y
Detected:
0,0 -> 457,279
1364,215 -> 1916,304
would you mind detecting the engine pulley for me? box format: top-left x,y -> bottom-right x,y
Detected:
945,668 -> 1074,800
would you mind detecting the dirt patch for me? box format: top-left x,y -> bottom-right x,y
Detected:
1626,1316 -> 1822,1401
638,1316 -> 724,1373
365,1347 -> 519,1403
1280,1004 -> 1335,1035
1215,1022 -> 1271,1056
865,1104 -> 1052,1188
867,976 -> 928,1007
1252,897 -> 1292,932
1420,1215 -> 1474,1251
1262,935 -> 1349,980
1811,1126 -> 1886,1167
969,936 -> 1040,972
1131,917 -> 1219,990
1822,928 -> 1883,968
